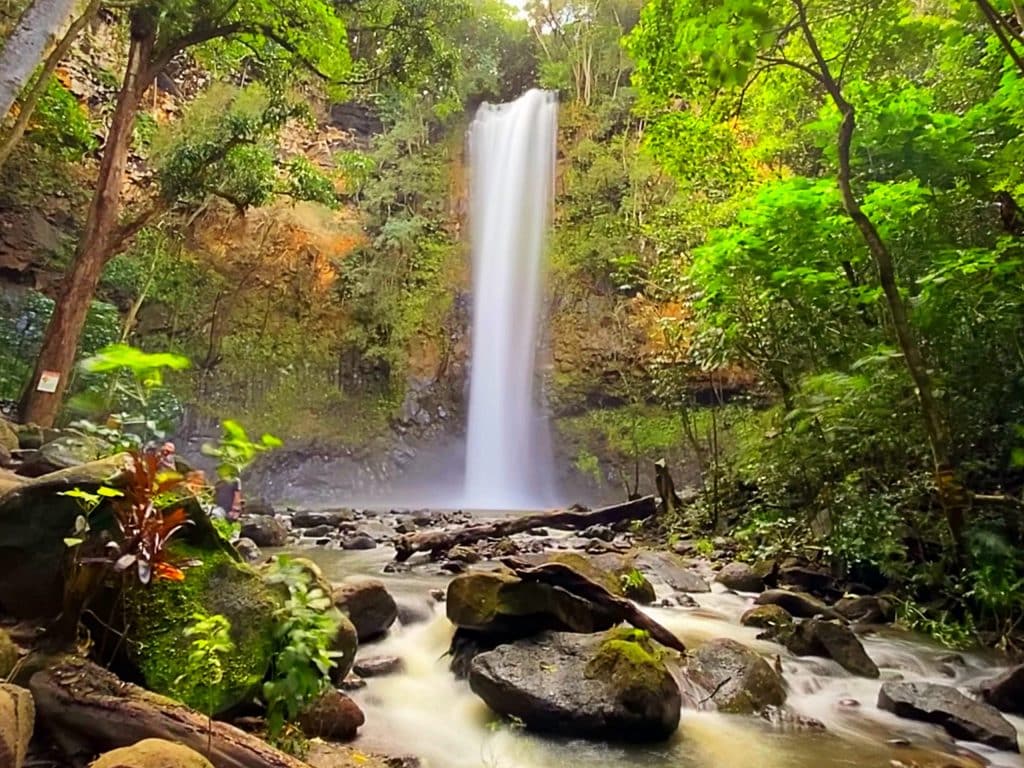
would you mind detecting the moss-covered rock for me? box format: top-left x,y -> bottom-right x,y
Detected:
685,638 -> 786,714
89,739 -> 213,768
124,541 -> 280,715
0,629 -> 17,679
741,604 -> 794,634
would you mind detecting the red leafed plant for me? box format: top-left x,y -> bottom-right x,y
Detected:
108,451 -> 195,584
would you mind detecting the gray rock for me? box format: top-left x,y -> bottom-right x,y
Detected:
980,664 -> 1024,716
582,524 -> 615,541
239,516 -> 288,548
833,595 -> 895,624
293,509 -> 350,528
741,604 -> 793,632
877,681 -> 1019,752
396,599 -> 433,626
783,619 -> 879,678
232,537 -> 262,563
686,638 -> 786,714
469,630 -> 681,742
302,524 -> 334,538
333,580 -> 398,641
778,563 -> 832,594
342,534 -> 377,550
716,562 -> 767,593
634,550 -> 711,593
354,655 -> 404,677
755,589 -> 836,619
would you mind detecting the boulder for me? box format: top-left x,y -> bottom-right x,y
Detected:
332,580 -> 398,641
877,682 -> 1019,752
396,599 -> 433,626
90,739 -> 213,768
233,538 -> 262,563
341,534 -> 376,550
353,656 -> 404,678
239,516 -> 288,548
633,550 -> 711,593
0,683 -> 34,768
685,639 -> 786,714
0,628 -> 18,678
469,629 -> 681,742
298,690 -> 365,741
833,595 -> 894,624
445,570 -> 617,636
716,562 -> 767,593
740,604 -> 793,633
754,589 -> 836,619
123,542 -> 280,715
778,563 -> 832,595
27,433 -> 113,473
329,612 -> 358,685
302,524 -> 334,538
242,497 -> 275,517
782,619 -> 879,678
293,510 -> 349,528
980,664 -> 1024,716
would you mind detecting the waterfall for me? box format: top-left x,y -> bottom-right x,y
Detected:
463,89 -> 559,510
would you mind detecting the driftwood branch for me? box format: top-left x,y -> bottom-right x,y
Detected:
500,558 -> 686,654
393,496 -> 657,562
30,655 -> 308,768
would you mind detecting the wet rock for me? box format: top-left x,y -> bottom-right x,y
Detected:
440,561 -> 466,574
759,705 -> 827,732
528,528 -> 549,537
243,497 -> 275,517
28,433 -> 112,473
396,599 -> 433,626
395,519 -> 416,534
0,629 -> 17,678
755,589 -> 836,619
90,739 -> 213,768
299,690 -> 365,741
239,515 -> 288,547
303,524 -> 335,538
342,534 -> 377,550
0,683 -> 33,768
293,509 -> 349,528
429,589 -> 445,602
671,594 -> 699,608
469,629 -> 681,742
582,524 -> 615,541
685,638 -> 786,714
877,681 -> 1019,752
716,562 -> 767,593
834,595 -> 895,624
232,537 -> 262,563
783,619 -> 879,678
329,613 -> 359,684
446,545 -> 481,564
339,674 -> 366,692
332,580 -> 398,641
446,570 -> 617,635
354,656 -> 404,678
634,550 -> 711,593
778,562 -> 833,595
741,604 -> 794,633
979,664 -> 1024,716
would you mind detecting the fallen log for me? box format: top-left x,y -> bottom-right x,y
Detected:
501,557 -> 687,654
393,495 -> 657,562
29,655 -> 309,768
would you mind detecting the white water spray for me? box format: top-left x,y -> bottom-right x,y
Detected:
463,89 -> 559,510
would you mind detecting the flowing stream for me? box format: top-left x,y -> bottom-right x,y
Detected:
303,543 -> 1024,768
463,89 -> 559,510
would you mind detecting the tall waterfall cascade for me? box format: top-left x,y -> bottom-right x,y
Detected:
462,89 -> 559,510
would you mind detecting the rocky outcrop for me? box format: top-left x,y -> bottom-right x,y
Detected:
239,516 -> 288,548
980,664 -> 1024,716
0,684 -> 34,768
877,681 -> 1019,752
716,562 -> 768,593
332,580 -> 398,641
782,619 -> 879,678
754,589 -> 835,619
685,639 -> 786,714
298,691 -> 365,741
468,629 -> 681,742
90,739 -> 214,768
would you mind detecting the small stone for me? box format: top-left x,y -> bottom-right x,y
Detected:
298,690 -> 365,741
429,589 -> 445,602
339,674 -> 367,692
354,656 -> 404,677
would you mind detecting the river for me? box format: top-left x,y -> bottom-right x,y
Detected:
295,543 -> 1024,768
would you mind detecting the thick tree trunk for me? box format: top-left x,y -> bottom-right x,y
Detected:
30,655 -> 310,768
19,16 -> 154,427
0,0 -> 78,120
0,0 -> 100,170
393,496 -> 657,561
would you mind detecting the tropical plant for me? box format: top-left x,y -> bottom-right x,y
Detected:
202,419 -> 283,481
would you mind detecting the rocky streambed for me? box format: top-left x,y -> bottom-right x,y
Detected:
256,505 -> 1024,768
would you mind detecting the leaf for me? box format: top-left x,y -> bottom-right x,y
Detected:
64,537 -> 84,548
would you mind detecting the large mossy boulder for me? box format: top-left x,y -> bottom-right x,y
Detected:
124,542 -> 280,715
469,629 -> 681,742
446,570 -> 618,635
89,739 -> 214,768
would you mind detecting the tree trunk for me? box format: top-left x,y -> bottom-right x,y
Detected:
29,655 -> 310,768
393,496 -> 657,561
19,14 -> 155,427
0,0 -> 78,120
0,0 -> 100,170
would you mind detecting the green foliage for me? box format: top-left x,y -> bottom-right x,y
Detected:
261,557 -> 340,741
176,612 -> 236,715
202,419 -> 283,480
28,77 -> 98,161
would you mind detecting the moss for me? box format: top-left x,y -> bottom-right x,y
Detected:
585,628 -> 672,699
124,541 -> 280,715
0,628 -> 17,678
